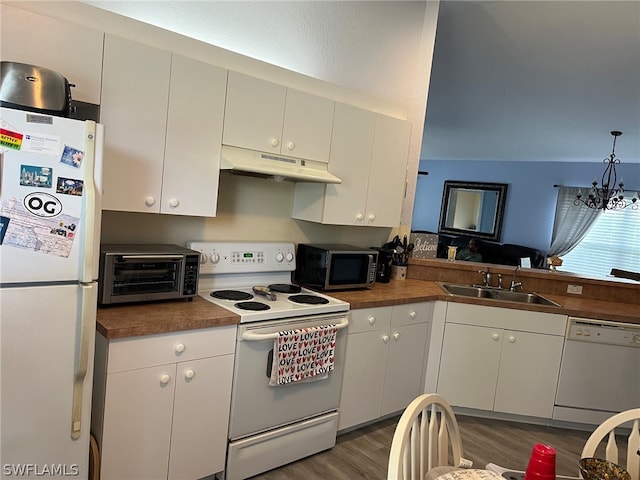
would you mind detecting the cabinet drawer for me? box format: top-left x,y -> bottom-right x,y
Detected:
107,326 -> 236,373
391,302 -> 432,327
348,307 -> 392,333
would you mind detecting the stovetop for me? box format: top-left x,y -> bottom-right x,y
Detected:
199,283 -> 348,323
187,241 -> 349,323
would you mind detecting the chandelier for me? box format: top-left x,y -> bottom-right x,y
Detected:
575,131 -> 639,210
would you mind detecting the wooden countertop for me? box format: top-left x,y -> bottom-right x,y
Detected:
97,280 -> 638,340
328,279 -> 640,325
96,296 -> 240,339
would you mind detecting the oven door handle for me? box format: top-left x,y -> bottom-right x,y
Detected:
241,317 -> 349,341
119,254 -> 183,261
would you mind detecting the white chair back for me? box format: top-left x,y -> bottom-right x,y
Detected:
387,393 -> 472,480
581,408 -> 640,480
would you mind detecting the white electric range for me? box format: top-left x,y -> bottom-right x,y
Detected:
186,241 -> 350,480
189,240 -> 348,322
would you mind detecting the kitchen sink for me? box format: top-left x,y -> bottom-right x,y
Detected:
438,283 -> 562,307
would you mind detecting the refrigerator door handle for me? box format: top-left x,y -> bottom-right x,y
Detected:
80,121 -> 100,283
71,283 -> 96,439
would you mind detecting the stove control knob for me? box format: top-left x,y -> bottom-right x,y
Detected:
210,253 -> 220,264
285,252 -> 294,262
276,252 -> 285,262
199,253 -> 208,264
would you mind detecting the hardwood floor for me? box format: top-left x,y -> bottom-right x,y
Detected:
249,414 -> 617,480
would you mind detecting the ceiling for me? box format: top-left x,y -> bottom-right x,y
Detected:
81,0 -> 639,166
422,1 -> 640,164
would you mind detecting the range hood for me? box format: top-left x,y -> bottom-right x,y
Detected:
220,145 -> 342,184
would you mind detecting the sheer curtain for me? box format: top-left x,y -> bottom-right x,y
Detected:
547,186 -> 603,257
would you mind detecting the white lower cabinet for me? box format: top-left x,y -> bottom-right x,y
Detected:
92,326 -> 236,480
338,302 -> 432,430
436,303 -> 566,419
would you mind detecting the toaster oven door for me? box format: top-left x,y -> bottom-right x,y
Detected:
100,254 -> 184,304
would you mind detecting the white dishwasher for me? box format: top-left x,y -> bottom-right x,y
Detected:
554,317 -> 640,425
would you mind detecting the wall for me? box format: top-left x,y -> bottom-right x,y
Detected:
411,159 -> 640,253
6,1 -> 439,249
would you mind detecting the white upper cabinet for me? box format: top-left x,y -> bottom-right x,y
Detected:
223,71 -> 335,162
281,88 -> 335,162
161,55 -> 227,216
292,103 -> 411,227
0,4 -> 104,104
101,35 -> 227,216
101,35 -> 170,214
366,114 -> 412,226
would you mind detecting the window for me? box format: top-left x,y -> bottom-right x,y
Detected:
561,207 -> 640,279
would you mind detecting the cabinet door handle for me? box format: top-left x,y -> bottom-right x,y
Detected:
145,196 -> 156,207
286,141 -> 295,151
185,369 -> 195,380
393,332 -> 400,341
168,198 -> 180,208
368,214 -> 376,222
409,311 -> 417,319
508,335 -> 516,343
160,374 -> 171,385
175,343 -> 186,354
368,316 -> 376,325
356,213 -> 364,221
492,333 -> 500,341
270,138 -> 279,147
382,335 -> 389,344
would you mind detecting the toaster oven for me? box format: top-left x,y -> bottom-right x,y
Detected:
98,244 -> 200,305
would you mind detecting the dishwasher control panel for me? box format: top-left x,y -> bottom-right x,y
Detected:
568,317 -> 640,347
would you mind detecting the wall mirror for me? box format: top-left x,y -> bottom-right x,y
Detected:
438,181 -> 509,242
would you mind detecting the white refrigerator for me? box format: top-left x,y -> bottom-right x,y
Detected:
0,106 -> 103,478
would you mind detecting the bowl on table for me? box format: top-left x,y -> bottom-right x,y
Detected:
578,458 -> 630,480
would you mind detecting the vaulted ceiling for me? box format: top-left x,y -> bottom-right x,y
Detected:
422,1 -> 640,164
80,0 -> 639,166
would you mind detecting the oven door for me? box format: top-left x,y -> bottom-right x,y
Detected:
228,313 -> 349,440
100,253 -> 184,304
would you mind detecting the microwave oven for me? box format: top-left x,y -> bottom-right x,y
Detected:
294,243 -> 378,291
98,244 -> 200,305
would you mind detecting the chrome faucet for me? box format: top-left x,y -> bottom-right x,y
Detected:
510,265 -> 523,291
478,269 -> 491,287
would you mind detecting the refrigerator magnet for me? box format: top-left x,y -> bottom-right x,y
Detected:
60,145 -> 83,168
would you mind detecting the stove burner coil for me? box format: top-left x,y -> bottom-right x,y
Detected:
234,301 -> 271,311
288,294 -> 330,305
268,284 -> 302,294
211,290 -> 253,301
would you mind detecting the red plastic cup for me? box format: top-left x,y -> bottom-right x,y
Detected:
524,443 -> 556,480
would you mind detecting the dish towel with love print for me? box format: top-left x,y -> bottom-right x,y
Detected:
269,324 -> 337,386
